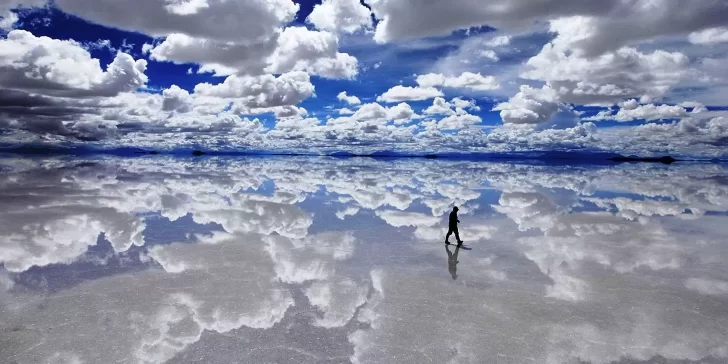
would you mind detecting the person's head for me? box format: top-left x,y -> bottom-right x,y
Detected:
453,206 -> 459,211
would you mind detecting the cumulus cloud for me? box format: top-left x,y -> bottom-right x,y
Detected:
483,122 -> 597,150
265,27 -> 359,79
307,0 -> 373,34
478,49 -> 499,62
150,27 -> 359,79
162,85 -> 192,113
0,10 -> 18,29
148,32 -> 274,76
416,72 -> 499,91
482,9 -> 720,128
193,71 -> 315,108
376,85 -> 443,103
1,0 -> 728,156
386,102 -> 419,124
621,116 -> 728,153
585,102 -> 692,122
366,0 -> 728,56
451,97 -> 480,111
485,35 -> 511,47
0,0 -> 45,29
365,0 -> 607,43
350,102 -> 387,121
689,27 -> 728,45
493,85 -> 560,124
522,41 -> 690,105
0,30 -> 148,97
337,91 -> 361,105
423,97 -> 455,116
436,113 -> 481,130
0,30 -> 156,140
55,0 -> 299,42
423,97 -> 480,117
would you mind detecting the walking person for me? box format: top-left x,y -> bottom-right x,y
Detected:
445,206 -> 464,246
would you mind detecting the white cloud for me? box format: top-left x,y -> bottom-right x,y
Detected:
325,102 -> 419,130
266,27 -> 359,79
478,49 -> 499,62
451,97 -> 480,111
164,0 -> 209,15
274,117 -> 320,130
1,0 -> 727,156
148,33 -> 273,76
337,91 -> 361,105
150,27 -> 359,79
193,71 -> 315,108
0,0 -> 45,29
307,0 -> 373,34
585,102 -> 690,122
485,35 -> 511,47
0,30 -> 148,97
0,10 -> 18,29
416,72 -> 499,91
689,27 -> 728,45
523,40 -> 690,105
366,0 -> 728,56
365,0 -> 602,43
493,85 -> 560,124
350,102 -> 388,121
437,113 -> 481,130
376,85 -> 443,103
162,85 -> 192,113
423,97 -> 455,116
386,102 -> 419,125
56,0 -> 299,42
629,116 -> 728,152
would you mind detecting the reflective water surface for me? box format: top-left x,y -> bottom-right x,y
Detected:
1,156 -> 728,364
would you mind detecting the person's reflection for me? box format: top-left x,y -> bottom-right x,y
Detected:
446,244 -> 461,280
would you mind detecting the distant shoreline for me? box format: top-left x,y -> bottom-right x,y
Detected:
1,145 -> 725,164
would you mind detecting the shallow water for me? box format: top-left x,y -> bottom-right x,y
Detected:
1,156 -> 728,364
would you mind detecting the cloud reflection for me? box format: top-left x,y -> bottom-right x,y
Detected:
0,156 -> 727,363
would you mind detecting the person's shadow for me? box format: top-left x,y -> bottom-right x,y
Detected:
446,244 -> 461,280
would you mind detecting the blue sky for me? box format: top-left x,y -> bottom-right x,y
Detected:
1,0 -> 728,157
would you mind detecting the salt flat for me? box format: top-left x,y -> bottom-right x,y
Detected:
1,156 -> 727,364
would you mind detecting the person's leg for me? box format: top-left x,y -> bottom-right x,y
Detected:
454,228 -> 462,243
445,227 -> 453,244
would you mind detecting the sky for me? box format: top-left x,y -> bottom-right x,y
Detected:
0,0 -> 727,157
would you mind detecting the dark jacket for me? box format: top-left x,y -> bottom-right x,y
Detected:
449,210 -> 459,228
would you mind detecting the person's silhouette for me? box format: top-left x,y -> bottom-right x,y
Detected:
445,206 -> 463,245
446,243 -> 460,280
